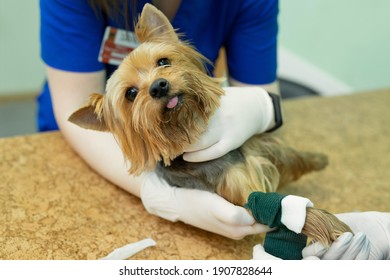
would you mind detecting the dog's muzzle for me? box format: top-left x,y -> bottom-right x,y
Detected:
149,78 -> 169,98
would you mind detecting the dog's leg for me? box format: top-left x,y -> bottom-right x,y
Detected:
219,153 -> 350,247
241,135 -> 328,188
238,136 -> 350,247
216,155 -> 279,206
304,208 -> 352,246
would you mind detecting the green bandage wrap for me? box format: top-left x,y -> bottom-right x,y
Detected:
245,192 -> 307,260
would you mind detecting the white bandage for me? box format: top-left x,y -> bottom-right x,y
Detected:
281,195 -> 313,234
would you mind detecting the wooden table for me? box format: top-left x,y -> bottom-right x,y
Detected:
1,89 -> 389,260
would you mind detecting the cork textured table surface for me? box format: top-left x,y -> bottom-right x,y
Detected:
1,89 -> 389,259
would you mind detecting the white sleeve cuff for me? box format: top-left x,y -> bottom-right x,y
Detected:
140,172 -> 180,222
281,195 -> 314,234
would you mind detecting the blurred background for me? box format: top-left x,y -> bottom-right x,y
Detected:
1,0 -> 389,137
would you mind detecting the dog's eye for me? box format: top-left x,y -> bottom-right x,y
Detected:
157,58 -> 171,67
125,87 -> 138,102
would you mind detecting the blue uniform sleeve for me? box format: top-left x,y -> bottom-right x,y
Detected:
225,0 -> 278,85
40,0 -> 106,72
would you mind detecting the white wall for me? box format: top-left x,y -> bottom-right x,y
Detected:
0,0 -> 44,96
278,0 -> 390,94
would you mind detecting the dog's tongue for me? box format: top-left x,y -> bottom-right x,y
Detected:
166,96 -> 179,109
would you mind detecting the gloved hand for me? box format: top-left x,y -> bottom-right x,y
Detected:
140,172 -> 272,239
303,212 -> 390,260
252,232 -> 370,260
253,211 -> 390,260
183,87 -> 275,162
302,232 -> 371,260
252,243 -> 282,260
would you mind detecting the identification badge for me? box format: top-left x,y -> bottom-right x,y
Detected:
98,26 -> 140,66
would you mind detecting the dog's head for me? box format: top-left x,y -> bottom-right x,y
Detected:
69,4 -> 223,175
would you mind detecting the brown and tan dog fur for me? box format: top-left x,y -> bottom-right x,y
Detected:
69,4 -> 350,246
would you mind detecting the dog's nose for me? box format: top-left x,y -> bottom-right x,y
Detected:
149,78 -> 169,98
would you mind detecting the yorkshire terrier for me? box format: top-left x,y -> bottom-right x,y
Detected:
69,4 -> 351,247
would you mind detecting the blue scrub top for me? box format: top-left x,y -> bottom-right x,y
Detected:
39,0 -> 278,131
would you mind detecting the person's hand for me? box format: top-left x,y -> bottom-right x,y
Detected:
140,172 -> 272,239
252,232 -> 370,260
252,243 -> 319,260
252,212 -> 390,260
183,87 -> 275,162
253,212 -> 390,260
252,244 -> 282,260
303,212 -> 390,260
302,232 -> 371,260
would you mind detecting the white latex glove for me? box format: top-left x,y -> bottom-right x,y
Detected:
252,243 -> 282,260
252,232 -> 371,260
251,195 -> 318,260
183,87 -> 275,162
303,212 -> 390,260
252,244 -> 320,260
252,196 -> 389,260
301,232 -> 371,260
140,172 -> 272,240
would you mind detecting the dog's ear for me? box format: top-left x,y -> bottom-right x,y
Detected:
68,93 -> 109,132
135,3 -> 179,43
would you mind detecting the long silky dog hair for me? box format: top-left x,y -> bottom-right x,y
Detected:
69,4 -> 351,246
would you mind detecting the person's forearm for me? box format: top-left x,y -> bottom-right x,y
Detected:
59,120 -> 142,197
46,66 -> 142,197
228,77 -> 280,95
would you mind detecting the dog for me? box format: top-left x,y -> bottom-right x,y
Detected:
69,4 -> 351,247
